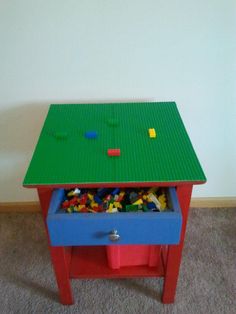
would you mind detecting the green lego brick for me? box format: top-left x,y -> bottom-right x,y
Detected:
125,204 -> 140,212
23,102 -> 206,186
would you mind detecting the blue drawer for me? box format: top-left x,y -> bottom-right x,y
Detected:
46,187 -> 182,246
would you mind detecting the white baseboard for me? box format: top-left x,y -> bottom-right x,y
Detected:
190,197 -> 236,208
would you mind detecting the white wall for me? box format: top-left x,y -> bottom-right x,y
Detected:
0,0 -> 235,201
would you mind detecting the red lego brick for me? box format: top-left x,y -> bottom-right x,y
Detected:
108,149 -> 120,156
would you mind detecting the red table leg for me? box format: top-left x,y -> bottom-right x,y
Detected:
38,188 -> 74,305
162,184 -> 193,303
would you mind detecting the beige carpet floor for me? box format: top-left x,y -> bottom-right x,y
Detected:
0,208 -> 235,314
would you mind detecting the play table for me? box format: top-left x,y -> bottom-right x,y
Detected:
23,102 -> 206,305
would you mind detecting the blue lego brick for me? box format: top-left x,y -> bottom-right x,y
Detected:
85,131 -> 98,139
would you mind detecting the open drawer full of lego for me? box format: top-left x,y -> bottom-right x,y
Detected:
46,187 -> 182,246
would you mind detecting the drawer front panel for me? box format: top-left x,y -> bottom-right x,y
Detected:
47,188 -> 182,246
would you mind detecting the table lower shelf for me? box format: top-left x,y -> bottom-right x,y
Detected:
70,246 -> 165,279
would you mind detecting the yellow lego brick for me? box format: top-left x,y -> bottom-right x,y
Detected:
106,207 -> 118,213
158,193 -> 167,211
159,202 -> 167,211
159,196 -> 165,202
67,190 -> 75,197
133,199 -> 143,205
91,202 -> 98,208
88,193 -> 94,201
78,205 -> 86,211
148,128 -> 156,138
114,202 -> 122,209
148,187 -> 159,194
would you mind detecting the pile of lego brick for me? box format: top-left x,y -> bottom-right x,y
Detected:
61,187 -> 168,214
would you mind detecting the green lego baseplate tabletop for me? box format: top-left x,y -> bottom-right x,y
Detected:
23,102 -> 206,187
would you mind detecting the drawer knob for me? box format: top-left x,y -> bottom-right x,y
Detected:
109,230 -> 120,242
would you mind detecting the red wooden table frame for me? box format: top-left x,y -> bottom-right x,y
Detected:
37,183 -> 193,305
